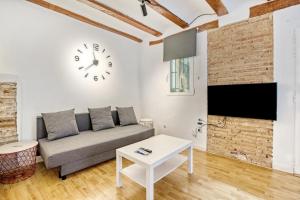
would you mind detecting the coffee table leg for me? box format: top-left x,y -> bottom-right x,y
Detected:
146,167 -> 154,200
116,153 -> 122,187
188,145 -> 193,174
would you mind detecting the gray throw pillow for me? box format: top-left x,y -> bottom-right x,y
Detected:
88,106 -> 115,131
116,107 -> 138,126
42,109 -> 79,141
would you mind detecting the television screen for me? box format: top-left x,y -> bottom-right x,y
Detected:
208,83 -> 277,120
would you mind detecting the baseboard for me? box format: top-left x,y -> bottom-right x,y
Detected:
36,156 -> 43,163
194,145 -> 206,152
273,162 -> 294,173
294,164 -> 300,174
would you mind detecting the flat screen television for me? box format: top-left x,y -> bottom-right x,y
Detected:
208,83 -> 277,120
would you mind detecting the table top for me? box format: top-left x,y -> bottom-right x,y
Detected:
0,141 -> 38,154
117,134 -> 192,167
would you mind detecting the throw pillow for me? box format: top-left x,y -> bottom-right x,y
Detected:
88,106 -> 115,131
42,109 -> 79,141
116,107 -> 138,126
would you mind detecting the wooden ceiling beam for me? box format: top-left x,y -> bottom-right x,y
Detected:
76,0 -> 162,37
197,20 -> 219,32
250,0 -> 300,18
149,20 -> 219,46
149,39 -> 163,46
205,0 -> 228,16
147,0 -> 189,29
26,0 -> 143,43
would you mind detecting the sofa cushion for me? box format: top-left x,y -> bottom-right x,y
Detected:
39,125 -> 154,169
88,106 -> 115,131
42,109 -> 79,141
116,107 -> 138,126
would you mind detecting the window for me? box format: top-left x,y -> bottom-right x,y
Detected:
169,57 -> 194,95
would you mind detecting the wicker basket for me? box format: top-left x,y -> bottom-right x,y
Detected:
0,144 -> 37,184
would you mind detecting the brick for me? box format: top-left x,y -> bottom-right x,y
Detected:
0,82 -> 18,144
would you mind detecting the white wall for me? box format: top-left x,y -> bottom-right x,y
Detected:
273,5 -> 300,173
140,5 -> 300,173
0,0 -> 142,140
140,32 -> 208,150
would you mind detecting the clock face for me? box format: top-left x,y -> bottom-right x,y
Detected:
74,43 -> 112,82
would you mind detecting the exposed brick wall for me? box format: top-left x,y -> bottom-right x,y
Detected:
0,82 -> 18,145
208,14 -> 273,86
208,116 -> 273,167
207,14 -> 274,168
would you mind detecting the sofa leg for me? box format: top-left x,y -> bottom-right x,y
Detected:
59,171 -> 67,180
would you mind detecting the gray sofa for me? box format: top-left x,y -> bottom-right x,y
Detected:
37,111 -> 154,179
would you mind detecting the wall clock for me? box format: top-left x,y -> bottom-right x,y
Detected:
74,42 -> 112,81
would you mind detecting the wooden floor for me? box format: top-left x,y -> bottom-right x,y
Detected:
1,150 -> 300,200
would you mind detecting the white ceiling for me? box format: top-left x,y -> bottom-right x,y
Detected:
45,0 -> 267,42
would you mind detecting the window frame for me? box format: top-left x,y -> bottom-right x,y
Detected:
167,57 -> 195,96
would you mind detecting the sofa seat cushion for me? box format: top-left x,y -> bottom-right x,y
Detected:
39,125 -> 154,169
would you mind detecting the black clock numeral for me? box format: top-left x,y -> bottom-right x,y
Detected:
108,62 -> 112,67
85,73 -> 89,78
84,43 -> 88,49
93,43 -> 99,51
102,49 -> 106,53
78,66 -> 83,70
102,75 -> 105,80
106,71 -> 110,75
75,56 -> 80,62
106,55 -> 110,59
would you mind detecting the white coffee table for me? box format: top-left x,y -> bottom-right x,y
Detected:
116,134 -> 193,200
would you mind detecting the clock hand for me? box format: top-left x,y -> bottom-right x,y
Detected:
93,50 -> 96,60
84,63 -> 94,71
